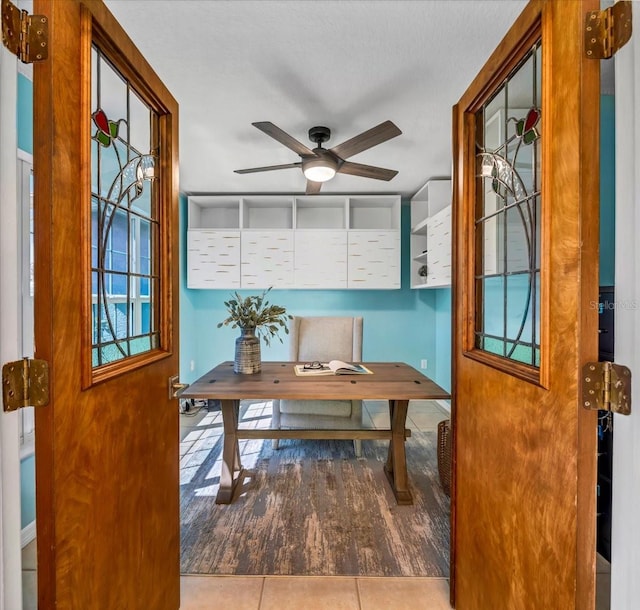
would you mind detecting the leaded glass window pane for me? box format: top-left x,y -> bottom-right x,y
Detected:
475,42 -> 541,368
91,46 -> 159,368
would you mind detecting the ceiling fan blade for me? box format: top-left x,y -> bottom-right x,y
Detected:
234,162 -> 302,174
337,161 -> 398,181
329,120 -> 402,160
252,122 -> 315,157
305,180 -> 322,195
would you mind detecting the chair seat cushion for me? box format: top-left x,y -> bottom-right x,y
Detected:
278,399 -> 353,417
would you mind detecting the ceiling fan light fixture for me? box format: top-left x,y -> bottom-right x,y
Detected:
302,155 -> 338,183
303,165 -> 336,182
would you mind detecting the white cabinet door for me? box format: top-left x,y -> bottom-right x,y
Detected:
241,231 -> 294,288
425,206 -> 452,287
294,231 -> 347,288
187,230 -> 240,289
348,231 -> 400,289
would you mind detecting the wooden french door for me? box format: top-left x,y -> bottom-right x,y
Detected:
33,1 -> 180,607
452,1 -> 599,608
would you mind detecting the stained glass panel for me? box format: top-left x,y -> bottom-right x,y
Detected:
91,46 -> 160,368
474,42 -> 542,368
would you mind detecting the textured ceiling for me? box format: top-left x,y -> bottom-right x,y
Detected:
104,0 -> 528,198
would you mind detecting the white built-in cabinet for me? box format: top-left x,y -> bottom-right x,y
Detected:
187,195 -> 400,289
410,179 -> 452,289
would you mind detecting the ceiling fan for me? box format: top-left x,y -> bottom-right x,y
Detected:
234,121 -> 402,194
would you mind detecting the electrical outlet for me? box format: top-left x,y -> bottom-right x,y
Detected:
420,359 -> 428,370
190,360 -> 195,371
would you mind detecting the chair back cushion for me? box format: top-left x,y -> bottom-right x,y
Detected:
289,316 -> 363,362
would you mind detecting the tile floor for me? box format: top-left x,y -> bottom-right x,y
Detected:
22,537 -> 36,610
21,399 -> 612,609
180,575 -> 451,610
20,550 -> 611,610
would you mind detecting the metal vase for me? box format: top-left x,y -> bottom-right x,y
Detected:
234,327 -> 261,374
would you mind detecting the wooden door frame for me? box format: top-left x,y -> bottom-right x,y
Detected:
451,0 -> 599,606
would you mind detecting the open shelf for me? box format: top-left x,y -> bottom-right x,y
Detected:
242,196 -> 294,229
411,218 -> 429,235
410,179 -> 452,289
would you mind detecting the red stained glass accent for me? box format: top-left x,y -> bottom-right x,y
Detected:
93,109 -> 109,134
524,108 -> 540,132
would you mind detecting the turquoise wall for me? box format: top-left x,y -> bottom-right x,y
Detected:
179,197 -> 438,383
433,289 -> 451,393
20,455 -> 36,529
18,72 -> 36,530
17,73 -> 33,154
600,95 -> 615,286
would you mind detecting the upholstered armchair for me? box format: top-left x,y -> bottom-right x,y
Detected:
271,316 -> 364,457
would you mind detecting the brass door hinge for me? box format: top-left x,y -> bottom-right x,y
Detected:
585,1 -> 632,60
2,358 -> 49,412
1,0 -> 48,63
582,361 -> 631,415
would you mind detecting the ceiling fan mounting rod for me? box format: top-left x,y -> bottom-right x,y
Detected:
308,125 -> 331,148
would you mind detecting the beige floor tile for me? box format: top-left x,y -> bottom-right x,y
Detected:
357,577 -> 450,610
22,539 -> 37,571
180,575 -> 264,610
260,577 -> 360,610
596,552 -> 611,574
22,570 -> 37,610
367,411 -> 391,429
364,400 -> 390,412
596,572 -> 611,610
408,399 -> 445,412
407,411 -> 448,433
361,412 -> 375,428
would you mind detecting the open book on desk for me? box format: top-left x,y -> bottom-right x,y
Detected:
293,360 -> 373,376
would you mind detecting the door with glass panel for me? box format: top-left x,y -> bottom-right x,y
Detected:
33,1 -> 180,607
452,0 -> 599,607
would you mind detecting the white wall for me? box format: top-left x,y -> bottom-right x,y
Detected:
0,45 -> 23,610
611,7 -> 640,608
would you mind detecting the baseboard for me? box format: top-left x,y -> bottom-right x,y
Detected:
21,520 -> 36,548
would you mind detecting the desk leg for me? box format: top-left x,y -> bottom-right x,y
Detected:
216,399 -> 244,504
384,399 -> 413,505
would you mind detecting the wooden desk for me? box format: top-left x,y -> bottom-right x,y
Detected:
181,361 -> 450,505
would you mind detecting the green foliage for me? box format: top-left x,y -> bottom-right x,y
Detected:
217,288 -> 292,346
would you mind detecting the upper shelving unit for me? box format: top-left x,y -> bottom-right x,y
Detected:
187,194 -> 401,290
410,179 -> 452,289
